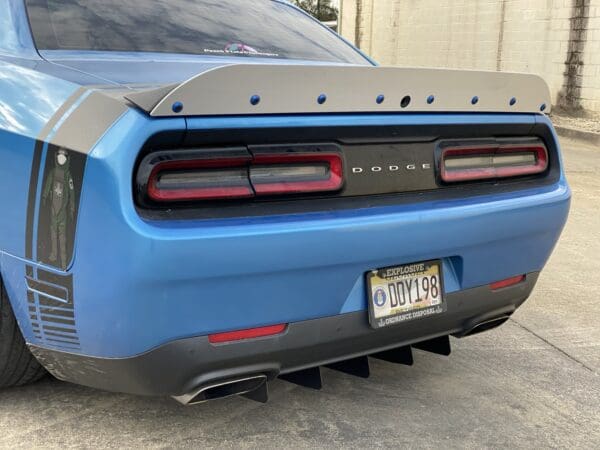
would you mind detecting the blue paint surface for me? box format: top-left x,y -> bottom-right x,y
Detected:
0,0 -> 38,58
10,112 -> 567,359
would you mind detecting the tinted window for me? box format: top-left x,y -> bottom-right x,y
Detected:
25,0 -> 367,64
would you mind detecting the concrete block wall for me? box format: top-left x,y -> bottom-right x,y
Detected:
581,2 -> 600,111
339,0 -> 600,114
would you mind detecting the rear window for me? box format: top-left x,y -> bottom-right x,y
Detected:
25,0 -> 367,64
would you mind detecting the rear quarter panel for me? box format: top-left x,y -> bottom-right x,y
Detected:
0,57 -> 82,257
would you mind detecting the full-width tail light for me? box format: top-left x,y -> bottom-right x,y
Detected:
140,147 -> 344,203
440,144 -> 548,183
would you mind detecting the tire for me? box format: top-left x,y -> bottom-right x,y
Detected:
0,278 -> 46,388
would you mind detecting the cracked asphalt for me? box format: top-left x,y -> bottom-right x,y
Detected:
0,137 -> 598,449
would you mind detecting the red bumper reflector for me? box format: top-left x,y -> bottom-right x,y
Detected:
208,324 -> 287,344
490,275 -> 526,291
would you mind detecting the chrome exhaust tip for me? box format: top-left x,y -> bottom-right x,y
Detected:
173,374 -> 268,406
462,315 -> 511,337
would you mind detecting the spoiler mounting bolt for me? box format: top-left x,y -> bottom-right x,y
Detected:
172,102 -> 184,113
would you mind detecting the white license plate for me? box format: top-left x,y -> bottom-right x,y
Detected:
367,260 -> 446,329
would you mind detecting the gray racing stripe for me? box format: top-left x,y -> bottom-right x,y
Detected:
38,87 -> 91,143
25,87 -> 89,260
50,91 -> 129,154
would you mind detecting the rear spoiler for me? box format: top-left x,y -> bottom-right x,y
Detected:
124,64 -> 552,117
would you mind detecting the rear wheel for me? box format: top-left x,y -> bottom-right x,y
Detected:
0,278 -> 46,388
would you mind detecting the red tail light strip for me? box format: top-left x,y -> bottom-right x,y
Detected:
147,156 -> 253,202
147,152 -> 343,202
149,184 -> 253,202
440,144 -> 548,183
251,153 -> 343,195
208,324 -> 288,344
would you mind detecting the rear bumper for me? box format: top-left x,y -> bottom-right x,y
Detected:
2,112 -> 569,362
69,177 -> 569,358
31,274 -> 537,397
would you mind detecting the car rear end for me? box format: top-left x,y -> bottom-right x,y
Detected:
18,0 -> 570,404
28,103 -> 570,403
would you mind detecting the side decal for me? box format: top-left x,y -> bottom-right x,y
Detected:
21,89 -> 128,350
23,88 -> 87,350
36,145 -> 86,270
27,268 -> 80,350
25,87 -> 88,260
25,89 -> 128,265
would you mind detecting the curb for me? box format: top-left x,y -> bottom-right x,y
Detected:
555,126 -> 600,146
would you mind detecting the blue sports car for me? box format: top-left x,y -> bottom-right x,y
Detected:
0,0 -> 570,404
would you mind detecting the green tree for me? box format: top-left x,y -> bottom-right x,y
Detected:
292,0 -> 338,22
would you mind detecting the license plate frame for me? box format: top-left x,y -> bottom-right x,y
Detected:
366,259 -> 446,329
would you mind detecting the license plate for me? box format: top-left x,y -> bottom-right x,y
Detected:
366,260 -> 446,329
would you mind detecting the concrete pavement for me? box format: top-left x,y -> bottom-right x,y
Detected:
0,137 -> 598,449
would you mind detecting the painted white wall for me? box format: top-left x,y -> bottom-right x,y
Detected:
339,0 -> 600,113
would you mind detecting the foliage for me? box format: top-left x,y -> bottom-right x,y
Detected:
291,0 -> 338,22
